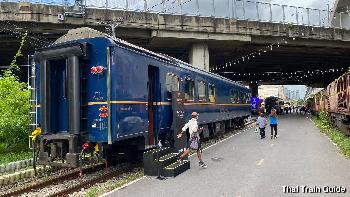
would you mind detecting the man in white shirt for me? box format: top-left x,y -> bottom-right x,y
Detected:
177,112 -> 207,168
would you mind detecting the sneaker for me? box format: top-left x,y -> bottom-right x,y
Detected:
177,156 -> 183,163
274,135 -> 277,138
271,135 -> 273,139
199,161 -> 207,168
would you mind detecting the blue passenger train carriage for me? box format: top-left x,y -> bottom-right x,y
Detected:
33,27 -> 251,167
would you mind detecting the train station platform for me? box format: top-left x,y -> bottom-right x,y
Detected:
104,114 -> 350,197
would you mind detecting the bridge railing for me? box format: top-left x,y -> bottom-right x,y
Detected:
1,0 -> 350,30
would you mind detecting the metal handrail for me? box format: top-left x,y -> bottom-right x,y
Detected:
1,0 -> 349,29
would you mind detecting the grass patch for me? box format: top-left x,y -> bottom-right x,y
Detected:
312,111 -> 350,159
85,170 -> 144,197
0,151 -> 32,165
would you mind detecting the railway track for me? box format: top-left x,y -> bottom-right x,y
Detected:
47,163 -> 141,197
0,163 -> 106,197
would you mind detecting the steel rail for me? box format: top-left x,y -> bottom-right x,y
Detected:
0,163 -> 106,197
47,163 -> 142,197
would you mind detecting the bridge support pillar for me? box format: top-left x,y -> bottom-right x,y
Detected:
249,83 -> 259,97
189,43 -> 209,72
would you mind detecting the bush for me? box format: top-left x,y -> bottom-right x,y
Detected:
312,110 -> 350,159
0,33 -> 31,152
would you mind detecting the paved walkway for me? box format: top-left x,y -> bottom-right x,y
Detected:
105,114 -> 350,197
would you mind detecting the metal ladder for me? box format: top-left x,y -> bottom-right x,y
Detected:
27,55 -> 38,149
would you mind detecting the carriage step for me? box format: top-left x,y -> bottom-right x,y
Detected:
144,147 -> 173,161
163,160 -> 190,177
143,147 -> 173,176
158,153 -> 179,170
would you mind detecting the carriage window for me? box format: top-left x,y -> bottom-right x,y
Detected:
198,81 -> 206,101
230,90 -> 239,103
209,84 -> 215,103
246,93 -> 251,104
165,73 -> 179,92
184,78 -> 194,101
239,92 -> 245,104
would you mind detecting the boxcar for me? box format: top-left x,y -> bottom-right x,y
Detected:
32,28 -> 251,167
308,72 -> 350,135
325,71 -> 350,135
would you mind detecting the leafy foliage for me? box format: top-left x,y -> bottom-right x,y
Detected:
0,151 -> 32,165
296,99 -> 304,106
0,33 -> 31,152
312,111 -> 350,159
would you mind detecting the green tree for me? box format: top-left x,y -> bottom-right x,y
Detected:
296,99 -> 304,106
0,33 -> 31,152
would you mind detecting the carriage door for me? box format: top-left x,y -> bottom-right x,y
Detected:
147,66 -> 160,146
50,59 -> 68,132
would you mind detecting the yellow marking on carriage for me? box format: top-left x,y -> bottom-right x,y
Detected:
155,102 -> 172,105
111,101 -> 148,104
88,101 -> 108,105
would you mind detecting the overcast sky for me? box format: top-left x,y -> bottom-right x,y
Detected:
83,0 -> 338,13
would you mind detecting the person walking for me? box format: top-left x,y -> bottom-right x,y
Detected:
177,112 -> 207,168
257,112 -> 267,139
269,109 -> 278,139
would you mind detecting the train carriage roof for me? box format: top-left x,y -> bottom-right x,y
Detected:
53,27 -> 248,90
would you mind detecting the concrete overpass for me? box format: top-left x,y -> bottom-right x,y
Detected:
1,1 -> 350,88
332,0 -> 350,28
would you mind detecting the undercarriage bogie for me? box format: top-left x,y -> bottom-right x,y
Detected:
329,113 -> 350,136
37,134 -> 81,168
37,134 -> 104,168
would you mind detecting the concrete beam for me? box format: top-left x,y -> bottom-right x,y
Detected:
189,43 -> 209,72
151,30 -> 251,42
1,2 -> 350,44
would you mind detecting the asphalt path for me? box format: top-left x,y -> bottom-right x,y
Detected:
104,114 -> 350,197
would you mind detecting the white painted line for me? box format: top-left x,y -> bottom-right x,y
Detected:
100,176 -> 146,197
190,131 -> 243,158
256,159 -> 264,166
